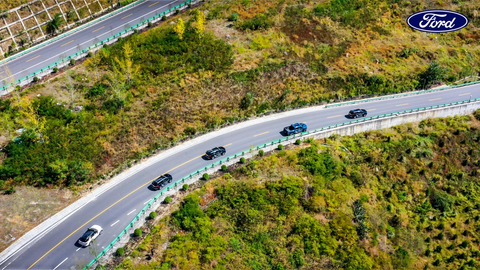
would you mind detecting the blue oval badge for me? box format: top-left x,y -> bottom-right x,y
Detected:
406,9 -> 469,33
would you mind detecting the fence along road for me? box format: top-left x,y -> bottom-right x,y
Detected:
0,0 -> 196,93
0,83 -> 479,270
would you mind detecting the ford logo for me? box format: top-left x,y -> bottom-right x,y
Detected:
406,9 -> 469,33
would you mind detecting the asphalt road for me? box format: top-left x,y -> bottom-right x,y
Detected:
0,84 -> 478,270
0,0 -> 180,88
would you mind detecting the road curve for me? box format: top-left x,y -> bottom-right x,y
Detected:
0,84 -> 479,269
0,0 -> 180,88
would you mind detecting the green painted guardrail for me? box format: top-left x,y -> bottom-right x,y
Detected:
325,80 -> 480,108
83,97 -> 480,269
0,0 -> 148,66
0,0 -> 196,93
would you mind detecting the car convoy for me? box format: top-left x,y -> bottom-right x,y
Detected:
78,109 -> 367,247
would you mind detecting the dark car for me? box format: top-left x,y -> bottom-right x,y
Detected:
205,146 -> 226,160
348,109 -> 367,118
283,123 -> 307,136
150,174 -> 173,190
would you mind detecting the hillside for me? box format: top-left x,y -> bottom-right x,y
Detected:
110,114 -> 480,270
0,0 -> 479,252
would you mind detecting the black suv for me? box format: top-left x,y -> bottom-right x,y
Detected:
348,109 -> 367,118
150,174 -> 173,190
205,146 -> 226,160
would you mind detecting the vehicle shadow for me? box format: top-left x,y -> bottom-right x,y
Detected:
74,241 -> 84,248
201,155 -> 212,161
147,185 -> 158,192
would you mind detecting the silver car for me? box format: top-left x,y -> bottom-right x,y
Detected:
78,225 -> 103,247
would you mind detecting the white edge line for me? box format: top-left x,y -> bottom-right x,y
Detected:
52,257 -> 68,270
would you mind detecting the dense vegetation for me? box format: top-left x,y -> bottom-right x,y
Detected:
0,0 -> 479,190
111,114 -> 480,269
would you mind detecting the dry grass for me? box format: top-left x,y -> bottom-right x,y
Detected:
0,186 -> 78,252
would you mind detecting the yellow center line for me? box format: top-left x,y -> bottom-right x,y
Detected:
396,103 -> 409,107
26,55 -> 41,62
459,93 -> 470,96
429,98 -> 442,101
28,143 -> 234,269
92,26 -> 104,33
254,131 -> 269,137
367,109 -> 376,111
121,13 -> 133,20
148,1 -> 159,7
60,40 -> 74,47
223,143 -> 232,147
0,71 -> 4,75
327,115 -> 341,119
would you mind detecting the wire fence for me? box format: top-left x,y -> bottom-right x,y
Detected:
0,0 -> 198,94
325,80 -> 480,108
83,97 -> 480,269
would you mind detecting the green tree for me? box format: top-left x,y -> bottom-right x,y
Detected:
418,62 -> 446,89
46,14 -> 63,35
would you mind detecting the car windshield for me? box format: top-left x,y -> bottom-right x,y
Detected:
206,150 -> 213,155
80,230 -> 94,241
289,126 -> 295,130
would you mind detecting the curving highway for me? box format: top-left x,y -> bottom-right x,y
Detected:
0,0 -> 180,88
0,84 -> 478,269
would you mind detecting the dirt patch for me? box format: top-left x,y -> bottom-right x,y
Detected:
0,186 -> 78,252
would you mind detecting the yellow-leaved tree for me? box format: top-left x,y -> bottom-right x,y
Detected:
195,10 -> 205,34
174,18 -> 185,40
16,96 -> 48,143
107,43 -> 139,100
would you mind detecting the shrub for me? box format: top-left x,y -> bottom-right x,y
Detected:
278,144 -> 284,150
87,51 -> 93,57
240,157 -> 246,164
33,77 -> 39,82
459,240 -> 468,248
164,196 -> 172,204
259,150 -> 265,157
182,184 -> 189,191
149,211 -> 157,219
175,9 -> 180,15
53,67 -> 58,73
221,165 -> 227,171
148,22 -> 153,27
228,13 -> 239,22
425,249 -> 431,256
4,186 -> 15,194
474,109 -> 480,121
188,3 -> 192,8
240,13 -> 273,31
430,189 -> 454,212
116,248 -> 125,256
433,259 -> 440,266
203,173 -> 209,180
134,228 -> 142,237
70,59 -> 76,65
295,139 -> 302,145
0,180 -> 4,190
162,15 -> 167,21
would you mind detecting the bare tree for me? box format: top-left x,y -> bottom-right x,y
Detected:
65,70 -> 78,109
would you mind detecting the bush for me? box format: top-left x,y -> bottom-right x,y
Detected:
203,173 -> 210,180
175,9 -> 180,15
149,211 -> 157,219
87,52 -> 93,57
295,139 -> 302,145
0,180 -> 4,190
70,59 -> 76,65
474,109 -> 480,121
148,22 -> 153,27
278,144 -> 284,150
115,248 -> 125,256
228,13 -> 239,22
188,3 -> 192,8
33,77 -> 39,83
53,67 -> 58,73
240,157 -> 246,164
164,196 -> 172,204
4,186 -> 15,195
259,150 -> 265,157
221,165 -> 227,171
162,15 -> 167,21
182,184 -> 189,191
134,228 -> 142,237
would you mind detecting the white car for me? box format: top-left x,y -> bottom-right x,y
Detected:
78,225 -> 103,247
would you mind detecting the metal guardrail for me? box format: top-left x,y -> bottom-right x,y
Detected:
83,97 -> 480,269
325,80 -> 480,108
0,0 -> 196,94
0,0 -> 148,65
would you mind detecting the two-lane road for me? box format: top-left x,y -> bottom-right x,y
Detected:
0,0 -> 180,88
1,84 -> 479,269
